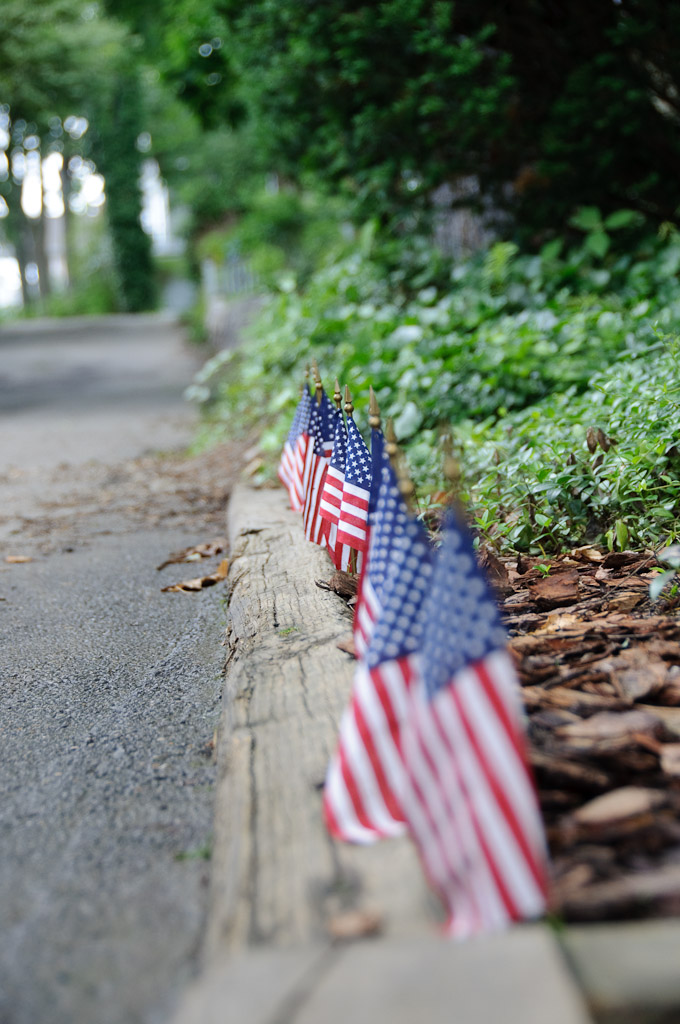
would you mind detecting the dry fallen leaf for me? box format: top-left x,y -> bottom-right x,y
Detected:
529,569 -> 580,609
570,546 -> 605,563
326,909 -> 383,940
336,633 -> 356,658
607,591 -> 643,613
556,710 -> 662,744
533,610 -> 585,634
317,571 -> 358,600
5,555 -> 32,564
161,558 -> 229,592
598,648 -> 668,701
559,864 -> 680,920
157,537 -> 227,571
572,786 -> 666,830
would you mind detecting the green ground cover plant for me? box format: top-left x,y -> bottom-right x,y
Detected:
189,216 -> 680,554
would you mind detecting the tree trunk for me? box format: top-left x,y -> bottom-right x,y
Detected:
29,213 -> 51,300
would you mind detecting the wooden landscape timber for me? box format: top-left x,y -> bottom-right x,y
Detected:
203,485 -> 434,964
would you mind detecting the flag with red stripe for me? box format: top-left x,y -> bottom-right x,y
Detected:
353,431 -> 410,659
318,407 -> 354,570
336,416 -> 371,555
289,389 -> 312,512
278,386 -> 310,510
400,510 -> 549,937
301,390 -> 334,546
323,510 -> 433,843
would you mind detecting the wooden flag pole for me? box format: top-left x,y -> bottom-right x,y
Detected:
368,386 -> 381,431
333,378 -> 343,411
343,385 -> 354,417
442,433 -> 461,489
312,360 -> 323,404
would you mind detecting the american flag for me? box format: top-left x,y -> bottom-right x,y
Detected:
336,416 -> 371,556
318,407 -> 353,570
289,387 -> 312,512
278,386 -> 310,511
399,510 -> 549,937
353,432 -> 411,659
301,390 -> 334,546
323,510 -> 433,843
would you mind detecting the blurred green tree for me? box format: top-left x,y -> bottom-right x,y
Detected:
134,0 -> 680,238
89,64 -> 156,311
0,0 -> 156,310
231,0 -> 680,234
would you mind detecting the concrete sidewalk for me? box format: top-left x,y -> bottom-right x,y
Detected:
172,484 -> 680,1024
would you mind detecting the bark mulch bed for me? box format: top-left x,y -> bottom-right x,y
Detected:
329,545 -> 680,924
488,544 -> 680,923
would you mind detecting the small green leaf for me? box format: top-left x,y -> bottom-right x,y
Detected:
570,206 -> 602,232
540,239 -> 563,262
603,209 -> 641,231
585,230 -> 611,259
615,520 -> 629,551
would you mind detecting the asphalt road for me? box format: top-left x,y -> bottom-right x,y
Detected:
0,316 -> 232,1024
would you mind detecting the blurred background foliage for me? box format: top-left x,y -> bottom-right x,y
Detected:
3,0 -> 680,550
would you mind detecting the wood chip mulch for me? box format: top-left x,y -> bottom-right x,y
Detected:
491,545 -> 680,923
330,545 -> 680,924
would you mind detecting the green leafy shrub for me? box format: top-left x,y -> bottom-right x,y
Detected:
190,223 -> 680,551
196,189 -> 350,289
460,337 -> 680,552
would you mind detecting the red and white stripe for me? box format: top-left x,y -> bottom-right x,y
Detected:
322,521 -> 355,570
319,466 -> 356,570
336,480 -> 370,551
400,650 -> 548,937
323,657 -> 413,843
353,548 -> 382,658
279,440 -> 303,511
278,440 -> 294,489
319,462 -> 344,525
290,430 -> 310,512
301,446 -> 329,546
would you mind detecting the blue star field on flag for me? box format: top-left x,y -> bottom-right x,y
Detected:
328,407 -> 346,471
344,417 -> 371,489
368,428 -> 385,524
288,385 -> 310,445
365,514 -> 434,670
308,390 -> 334,455
420,511 -> 508,699
365,445 -> 413,606
295,387 -> 312,439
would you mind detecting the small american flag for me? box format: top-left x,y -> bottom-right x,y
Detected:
279,387 -> 310,511
301,390 -> 334,546
323,510 -> 433,843
318,408 -> 354,570
400,510 -> 549,937
353,432 -> 411,659
289,388 -> 312,512
336,416 -> 371,554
